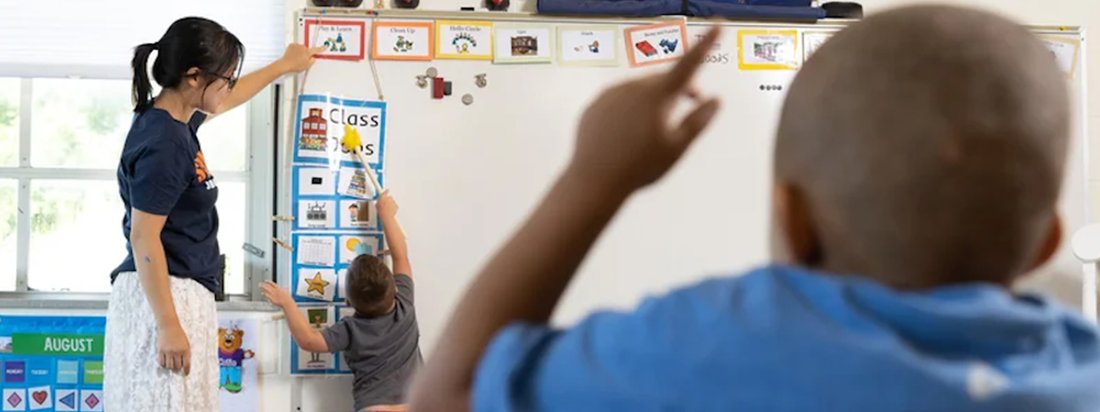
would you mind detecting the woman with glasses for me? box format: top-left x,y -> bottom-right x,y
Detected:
105,16 -> 322,411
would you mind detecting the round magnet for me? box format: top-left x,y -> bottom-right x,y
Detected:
426,67 -> 439,78
416,76 -> 428,88
462,94 -> 474,105
475,74 -> 487,88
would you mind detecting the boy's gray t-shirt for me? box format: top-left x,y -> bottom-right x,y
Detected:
322,274 -> 422,410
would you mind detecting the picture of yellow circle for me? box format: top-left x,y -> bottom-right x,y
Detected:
346,238 -> 361,251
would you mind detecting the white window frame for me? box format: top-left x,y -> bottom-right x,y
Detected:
0,79 -> 275,301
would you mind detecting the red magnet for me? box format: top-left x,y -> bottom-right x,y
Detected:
432,77 -> 445,99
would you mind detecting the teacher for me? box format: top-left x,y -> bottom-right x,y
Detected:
104,16 -> 321,411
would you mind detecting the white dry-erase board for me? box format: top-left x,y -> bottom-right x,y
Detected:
283,10 -> 1089,352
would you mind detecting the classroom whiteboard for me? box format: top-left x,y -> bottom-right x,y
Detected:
283,10 -> 1089,351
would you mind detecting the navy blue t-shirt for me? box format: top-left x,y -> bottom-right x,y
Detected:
112,108 -> 220,294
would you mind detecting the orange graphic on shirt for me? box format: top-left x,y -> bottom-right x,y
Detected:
194,151 -> 210,183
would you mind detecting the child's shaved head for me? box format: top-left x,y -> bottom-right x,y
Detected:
774,6 -> 1069,288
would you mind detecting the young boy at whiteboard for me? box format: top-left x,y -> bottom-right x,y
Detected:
263,191 -> 421,412
409,6 -> 1100,412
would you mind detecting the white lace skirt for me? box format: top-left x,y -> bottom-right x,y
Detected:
104,272 -> 218,412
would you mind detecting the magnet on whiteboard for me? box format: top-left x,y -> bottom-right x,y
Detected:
433,77 -> 445,99
487,0 -> 510,11
462,94 -> 474,105
416,75 -> 429,88
475,74 -> 487,88
426,67 -> 439,78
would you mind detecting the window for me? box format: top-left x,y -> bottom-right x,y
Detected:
0,78 -> 19,291
30,79 -> 131,169
0,78 -> 16,167
0,1 -> 287,79
0,179 -> 14,290
0,78 -> 270,296
29,180 -> 124,292
0,2 -> 283,298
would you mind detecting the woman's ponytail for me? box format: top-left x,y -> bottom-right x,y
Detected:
131,42 -> 158,113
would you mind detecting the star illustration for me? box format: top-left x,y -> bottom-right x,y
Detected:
306,272 -> 330,295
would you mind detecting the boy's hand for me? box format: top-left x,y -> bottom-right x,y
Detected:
259,281 -> 294,308
377,190 -> 398,221
569,27 -> 722,196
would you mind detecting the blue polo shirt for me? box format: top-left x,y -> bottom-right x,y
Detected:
474,265 -> 1100,411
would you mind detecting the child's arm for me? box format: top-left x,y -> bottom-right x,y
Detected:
377,190 -> 412,277
259,281 -> 330,353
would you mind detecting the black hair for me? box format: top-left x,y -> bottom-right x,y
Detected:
131,17 -> 245,112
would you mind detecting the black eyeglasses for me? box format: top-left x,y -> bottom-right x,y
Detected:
203,71 -> 238,89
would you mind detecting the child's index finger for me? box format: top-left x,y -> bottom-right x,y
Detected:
661,26 -> 721,94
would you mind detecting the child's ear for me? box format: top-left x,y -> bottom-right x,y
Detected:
772,183 -> 821,266
1028,213 -> 1063,272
